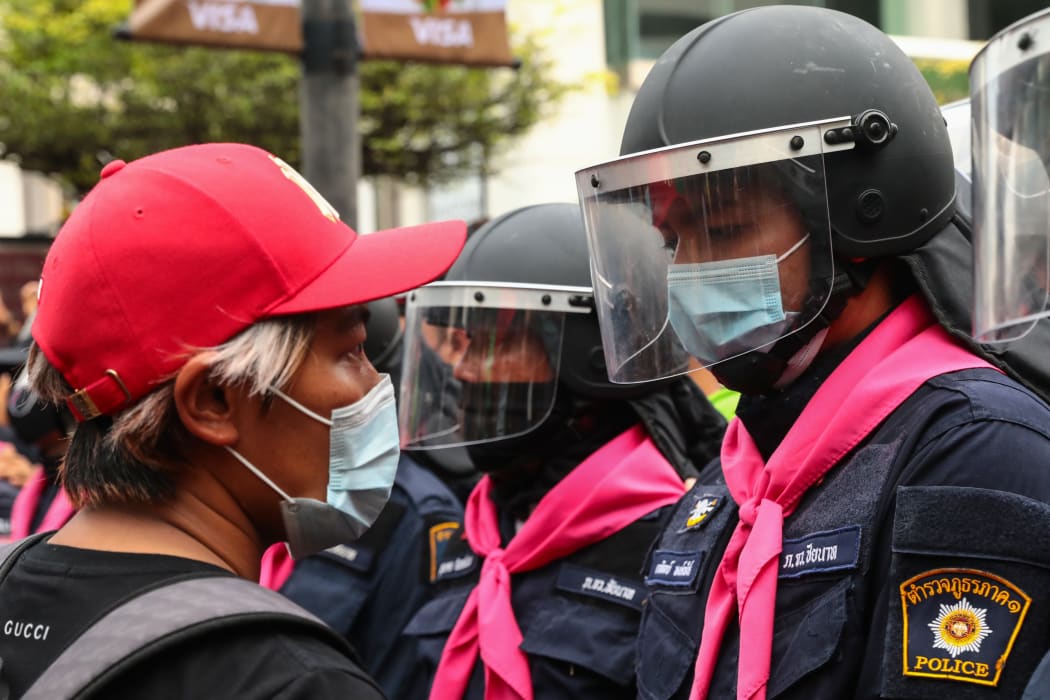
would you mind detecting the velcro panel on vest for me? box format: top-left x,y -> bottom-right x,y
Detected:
21,576 -> 334,700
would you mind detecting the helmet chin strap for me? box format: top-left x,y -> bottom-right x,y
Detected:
711,261 -> 874,394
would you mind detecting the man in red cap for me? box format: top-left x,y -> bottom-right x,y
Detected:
0,143 -> 465,698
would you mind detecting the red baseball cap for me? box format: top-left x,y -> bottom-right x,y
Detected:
32,143 -> 467,421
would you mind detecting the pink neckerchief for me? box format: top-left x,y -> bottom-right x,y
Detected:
10,468 -> 75,540
259,542 -> 295,591
431,424 -> 686,700
689,295 -> 997,700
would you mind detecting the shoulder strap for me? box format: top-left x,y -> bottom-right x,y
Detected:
0,532 -> 51,583
22,575 -> 350,700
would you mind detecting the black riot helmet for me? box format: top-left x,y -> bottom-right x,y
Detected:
577,6 -> 956,394
444,203 -> 634,400
398,203 -> 650,453
401,203 -> 726,482
363,296 -> 404,384
619,5 -> 955,257
7,369 -> 71,448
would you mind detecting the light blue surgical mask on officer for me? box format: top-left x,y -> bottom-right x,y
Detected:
225,374 -> 400,559
667,235 -> 809,365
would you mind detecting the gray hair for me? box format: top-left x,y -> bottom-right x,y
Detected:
27,314 -> 315,507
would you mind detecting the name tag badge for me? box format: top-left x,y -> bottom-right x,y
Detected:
321,543 -> 375,574
556,563 -> 644,611
900,568 -> 1030,687
645,549 -> 704,588
779,525 -> 861,580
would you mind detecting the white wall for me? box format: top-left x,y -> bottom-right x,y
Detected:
0,162 -> 63,238
412,0 -> 633,223
486,0 -> 631,215
0,162 -> 27,238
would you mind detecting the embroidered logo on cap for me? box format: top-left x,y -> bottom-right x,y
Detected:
900,568 -> 1030,686
269,155 -> 340,222
678,493 -> 723,532
428,521 -> 477,583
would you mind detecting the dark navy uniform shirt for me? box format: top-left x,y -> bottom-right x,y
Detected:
280,454 -> 467,700
403,502 -> 669,698
637,368 -> 1050,699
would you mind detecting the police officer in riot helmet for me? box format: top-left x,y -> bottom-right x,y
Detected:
967,10 -> 1050,700
4,372 -> 76,539
398,203 -> 726,698
577,6 -> 1050,699
262,294 -> 475,700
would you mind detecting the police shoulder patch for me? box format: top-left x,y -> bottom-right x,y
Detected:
427,520 -> 477,583
900,568 -> 1031,687
678,493 -> 724,532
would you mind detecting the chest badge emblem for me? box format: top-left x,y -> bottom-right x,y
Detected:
681,494 -> 722,531
928,598 -> 992,658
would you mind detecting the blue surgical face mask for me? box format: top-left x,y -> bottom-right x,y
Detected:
667,235 -> 809,365
225,374 -> 400,559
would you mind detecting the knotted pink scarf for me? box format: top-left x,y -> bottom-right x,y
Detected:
259,542 -> 294,591
689,296 -> 996,700
431,424 -> 686,700
9,469 -> 75,541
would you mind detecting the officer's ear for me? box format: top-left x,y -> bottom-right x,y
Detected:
173,352 -> 239,446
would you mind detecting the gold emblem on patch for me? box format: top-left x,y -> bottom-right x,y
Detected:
428,521 -> 460,582
900,568 -> 1030,686
929,598 -> 992,657
683,495 -> 721,530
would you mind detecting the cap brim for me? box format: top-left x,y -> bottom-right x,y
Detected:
270,219 -> 467,315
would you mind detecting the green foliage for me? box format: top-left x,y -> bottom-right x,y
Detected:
360,33 -> 569,185
914,58 -> 971,105
0,0 -> 570,193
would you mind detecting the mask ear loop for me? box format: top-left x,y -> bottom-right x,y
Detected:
269,388 -> 333,426
775,233 -> 811,263
223,446 -> 294,503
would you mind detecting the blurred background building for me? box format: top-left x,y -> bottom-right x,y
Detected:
0,0 -> 1044,251
418,0 -> 1039,225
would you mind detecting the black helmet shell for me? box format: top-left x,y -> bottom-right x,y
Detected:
621,5 -> 955,258
444,203 -> 644,399
363,296 -> 404,373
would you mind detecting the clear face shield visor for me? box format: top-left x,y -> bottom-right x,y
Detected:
398,282 -> 590,449
972,9 -> 1050,343
942,99 -> 974,221
576,119 -> 853,384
